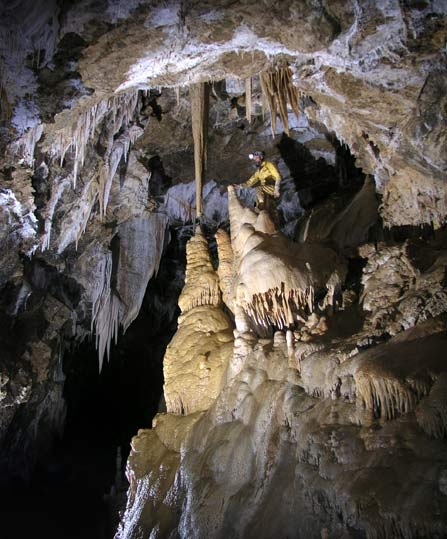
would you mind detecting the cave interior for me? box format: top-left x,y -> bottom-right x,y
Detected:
0,1 -> 446,538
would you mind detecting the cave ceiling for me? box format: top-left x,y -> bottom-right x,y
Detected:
2,0 -> 446,227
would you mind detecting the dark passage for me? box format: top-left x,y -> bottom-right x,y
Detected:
0,232 -> 184,539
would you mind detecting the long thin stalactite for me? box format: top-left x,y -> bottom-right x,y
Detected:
245,77 -> 252,124
190,82 -> 209,220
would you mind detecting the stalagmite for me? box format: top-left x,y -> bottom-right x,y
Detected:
190,82 -> 209,219
215,229 -> 235,313
163,229 -> 233,415
178,228 -> 221,314
260,64 -> 299,137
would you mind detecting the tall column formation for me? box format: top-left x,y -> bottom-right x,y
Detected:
119,187 -> 447,539
190,82 -> 209,219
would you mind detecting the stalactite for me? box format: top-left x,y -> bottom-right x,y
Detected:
40,175 -> 71,251
95,292 -> 121,371
12,124 -> 44,167
245,77 -> 252,124
354,371 -> 432,420
98,124 -> 144,218
244,287 -> 316,331
260,64 -> 299,137
190,82 -> 209,218
56,175 -> 98,254
87,248 -> 117,371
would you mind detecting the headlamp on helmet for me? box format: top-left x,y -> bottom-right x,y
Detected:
248,150 -> 265,160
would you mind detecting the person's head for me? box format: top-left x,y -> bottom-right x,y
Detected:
249,150 -> 265,167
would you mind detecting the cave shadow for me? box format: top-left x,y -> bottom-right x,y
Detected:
0,227 -> 186,539
277,132 -> 365,209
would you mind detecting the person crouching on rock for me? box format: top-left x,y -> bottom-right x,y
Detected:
242,151 -> 282,215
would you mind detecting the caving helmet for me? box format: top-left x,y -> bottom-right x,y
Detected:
248,150 -> 265,160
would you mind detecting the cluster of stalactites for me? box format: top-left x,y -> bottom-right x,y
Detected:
48,91 -> 141,188
178,228 -> 221,315
246,286 -> 315,331
87,249 -> 120,371
12,124 -> 44,167
260,64 -> 299,137
355,371 -> 424,421
37,91 -> 144,253
98,123 -> 143,218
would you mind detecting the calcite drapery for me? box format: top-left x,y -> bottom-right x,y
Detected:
75,212 -> 168,369
228,186 -> 347,333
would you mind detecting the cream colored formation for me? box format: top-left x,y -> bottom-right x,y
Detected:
117,186 -> 447,539
163,230 -> 233,415
227,185 -> 346,334
164,188 -> 347,418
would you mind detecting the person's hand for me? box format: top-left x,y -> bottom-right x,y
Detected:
274,189 -> 280,199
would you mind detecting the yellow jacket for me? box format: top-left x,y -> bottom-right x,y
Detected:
244,160 -> 281,196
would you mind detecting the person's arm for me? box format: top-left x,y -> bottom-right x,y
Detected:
243,169 -> 260,188
267,162 -> 282,197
